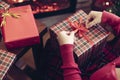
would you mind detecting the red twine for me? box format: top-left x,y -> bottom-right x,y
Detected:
68,17 -> 94,45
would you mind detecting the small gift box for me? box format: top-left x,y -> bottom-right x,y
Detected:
50,10 -> 109,67
0,1 -> 10,10
1,5 -> 40,49
0,49 -> 16,79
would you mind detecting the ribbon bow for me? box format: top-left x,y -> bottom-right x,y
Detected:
69,17 -> 93,45
1,11 -> 20,27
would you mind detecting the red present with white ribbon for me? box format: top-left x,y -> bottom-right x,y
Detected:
50,10 -> 109,66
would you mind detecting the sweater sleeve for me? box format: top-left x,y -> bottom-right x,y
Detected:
60,44 -> 82,80
101,11 -> 120,36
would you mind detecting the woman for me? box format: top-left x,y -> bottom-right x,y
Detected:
57,11 -> 120,80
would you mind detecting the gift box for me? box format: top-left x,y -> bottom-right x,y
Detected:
0,49 -> 16,79
0,1 -> 10,10
50,10 -> 109,67
1,5 -> 40,49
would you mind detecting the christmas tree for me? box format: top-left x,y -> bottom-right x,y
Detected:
92,0 -> 120,16
106,0 -> 120,16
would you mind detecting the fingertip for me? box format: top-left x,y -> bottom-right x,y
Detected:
86,25 -> 89,29
70,31 -> 74,35
87,13 -> 91,20
70,31 -> 75,36
86,23 -> 90,28
85,22 -> 89,28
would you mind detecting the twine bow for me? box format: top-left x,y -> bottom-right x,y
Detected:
1,11 -> 20,27
69,17 -> 93,45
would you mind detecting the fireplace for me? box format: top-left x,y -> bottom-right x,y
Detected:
7,0 -> 77,18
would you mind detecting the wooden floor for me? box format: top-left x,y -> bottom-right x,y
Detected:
5,66 -> 32,80
4,49 -> 35,80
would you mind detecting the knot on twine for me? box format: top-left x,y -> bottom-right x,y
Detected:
68,17 -> 93,45
1,11 -> 20,27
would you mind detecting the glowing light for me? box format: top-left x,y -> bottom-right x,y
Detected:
8,0 -> 70,14
33,0 -> 36,1
11,0 -> 24,3
105,2 -> 110,6
109,9 -> 112,12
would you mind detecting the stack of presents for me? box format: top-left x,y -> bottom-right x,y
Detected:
0,0 -> 40,79
0,0 -> 110,80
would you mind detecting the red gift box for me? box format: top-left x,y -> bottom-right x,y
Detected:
50,10 -> 109,67
0,49 -> 16,79
1,5 -> 40,49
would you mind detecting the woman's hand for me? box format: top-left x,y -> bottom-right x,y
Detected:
57,31 -> 75,46
86,11 -> 102,28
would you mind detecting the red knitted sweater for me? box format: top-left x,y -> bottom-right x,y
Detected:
60,11 -> 120,80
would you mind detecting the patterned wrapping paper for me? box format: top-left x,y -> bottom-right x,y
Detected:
0,49 -> 16,80
0,1 -> 10,10
50,10 -> 109,66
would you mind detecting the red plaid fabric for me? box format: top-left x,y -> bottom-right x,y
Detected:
0,49 -> 16,80
0,1 -> 10,10
50,10 -> 109,66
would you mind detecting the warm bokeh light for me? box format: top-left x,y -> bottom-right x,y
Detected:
105,2 -> 110,6
7,0 -> 24,3
32,3 -> 59,14
6,0 -> 70,14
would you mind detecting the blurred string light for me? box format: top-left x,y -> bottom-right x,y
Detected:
93,0 -> 120,16
105,1 -> 110,6
8,0 -> 24,3
106,0 -> 120,16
